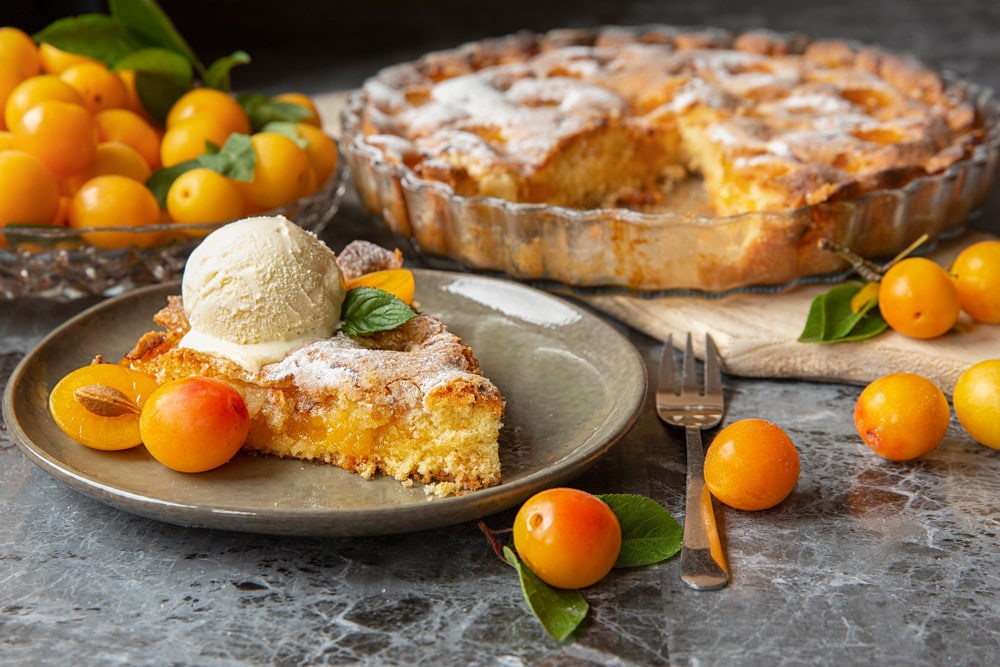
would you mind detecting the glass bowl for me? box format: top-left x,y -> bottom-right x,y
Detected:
0,160 -> 346,301
341,27 -> 1000,297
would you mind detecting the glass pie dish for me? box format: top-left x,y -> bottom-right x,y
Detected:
341,26 -> 1000,296
0,161 -> 346,301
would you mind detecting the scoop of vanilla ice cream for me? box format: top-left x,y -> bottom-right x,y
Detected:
179,215 -> 345,370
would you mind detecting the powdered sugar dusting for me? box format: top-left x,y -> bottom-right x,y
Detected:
401,72 -> 623,168
667,78 -> 733,112
263,340 -> 360,394
356,28 -> 969,208
377,40 -> 926,171
258,317 -> 489,410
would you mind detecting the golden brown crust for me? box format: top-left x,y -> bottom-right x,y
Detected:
335,239 -> 404,280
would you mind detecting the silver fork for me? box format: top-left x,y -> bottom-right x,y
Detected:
656,333 -> 729,591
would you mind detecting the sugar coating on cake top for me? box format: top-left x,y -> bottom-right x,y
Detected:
260,315 -> 493,410
357,26 -> 982,214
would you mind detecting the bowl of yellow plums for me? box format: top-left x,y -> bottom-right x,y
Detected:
0,6 -> 344,300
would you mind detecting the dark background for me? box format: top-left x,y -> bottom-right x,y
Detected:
3,4 -> 1000,666
6,1 -> 999,97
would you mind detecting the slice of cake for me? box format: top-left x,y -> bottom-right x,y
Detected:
121,216 -> 504,494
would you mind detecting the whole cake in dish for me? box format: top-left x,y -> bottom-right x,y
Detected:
121,216 -> 505,495
343,26 -> 1000,292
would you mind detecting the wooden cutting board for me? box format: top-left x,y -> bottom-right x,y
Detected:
314,90 -> 998,393
580,232 -> 1000,394
316,90 -> 349,138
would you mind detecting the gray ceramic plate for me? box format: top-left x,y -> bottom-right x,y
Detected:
3,270 -> 646,536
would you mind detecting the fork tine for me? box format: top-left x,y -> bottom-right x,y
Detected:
682,332 -> 697,394
658,333 -> 675,395
704,334 -> 722,395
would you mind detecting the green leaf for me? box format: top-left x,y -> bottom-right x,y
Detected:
340,287 -> 417,336
112,46 -> 192,80
203,51 -> 252,92
33,15 -> 143,66
109,0 -> 201,69
836,311 -> 889,342
207,133 -> 256,180
598,494 -> 682,568
237,92 -> 269,115
112,47 -> 193,123
145,133 -> 257,207
831,302 -> 869,340
134,69 -> 191,123
798,291 -> 829,343
146,161 -> 198,208
239,93 -> 313,132
503,546 -> 588,642
798,282 -> 888,344
260,121 -> 309,148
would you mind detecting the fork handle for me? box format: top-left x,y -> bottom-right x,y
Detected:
680,425 -> 729,590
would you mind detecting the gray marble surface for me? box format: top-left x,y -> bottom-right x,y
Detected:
3,1 -> 1000,665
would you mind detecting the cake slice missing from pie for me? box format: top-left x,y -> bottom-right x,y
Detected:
121,217 -> 504,495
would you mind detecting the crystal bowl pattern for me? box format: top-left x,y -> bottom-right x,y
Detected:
1,161 -> 346,301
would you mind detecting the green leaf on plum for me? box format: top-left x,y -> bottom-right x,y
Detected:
598,493 -> 682,568
239,93 -> 314,133
502,546 -> 588,642
798,282 -> 888,344
258,121 -> 310,148
33,15 -> 143,66
146,161 -> 196,208
204,133 -> 257,181
145,133 -> 257,207
203,51 -> 252,92
484,493 -> 681,642
108,0 -> 201,69
112,47 -> 193,122
33,0 -> 253,122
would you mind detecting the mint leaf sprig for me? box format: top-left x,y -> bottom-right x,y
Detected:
480,493 -> 682,642
145,117 -> 322,207
340,287 -> 417,336
145,133 -> 256,208
799,234 -> 930,344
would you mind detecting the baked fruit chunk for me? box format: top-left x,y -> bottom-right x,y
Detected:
122,241 -> 504,495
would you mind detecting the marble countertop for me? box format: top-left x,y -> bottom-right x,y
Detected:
3,2 -> 1000,665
